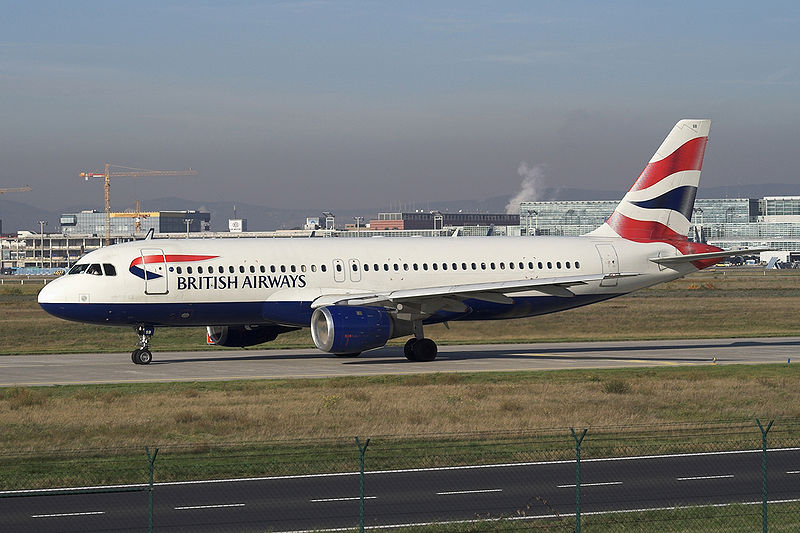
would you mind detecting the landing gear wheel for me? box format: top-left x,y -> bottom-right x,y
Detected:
132,348 -> 152,365
404,338 -> 418,360
335,352 -> 362,358
132,325 -> 155,365
405,338 -> 437,362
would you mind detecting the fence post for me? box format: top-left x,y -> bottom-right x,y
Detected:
570,428 -> 588,533
355,437 -> 370,533
756,419 -> 773,533
145,446 -> 159,533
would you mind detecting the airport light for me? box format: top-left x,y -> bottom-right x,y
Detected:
183,219 -> 192,238
38,220 -> 47,268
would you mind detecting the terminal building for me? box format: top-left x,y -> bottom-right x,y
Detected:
369,211 -> 520,231
60,210 -> 211,236
520,196 -> 800,261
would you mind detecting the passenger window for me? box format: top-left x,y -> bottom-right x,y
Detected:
249,266 -> 255,273
490,262 -> 496,270
351,263 -> 357,271
280,265 -> 286,273
198,266 -> 204,274
187,266 -> 193,274
219,266 -> 225,274
384,264 -> 389,271
442,263 -> 447,270
509,262 -> 515,269
556,262 -> 561,269
301,265 -> 307,272
393,264 -> 399,271
364,264 -> 369,272
499,262 -> 505,270
271,265 -> 276,273
321,265 -> 327,272
575,261 -> 581,269
311,265 -> 317,272
413,264 -> 418,271
566,262 -> 571,269
432,263 -> 438,271
260,265 -> 266,273
337,264 -> 343,272
519,262 -> 524,269
229,266 -> 235,273
373,264 -> 379,271
239,266 -> 245,273
403,264 -> 409,271
103,264 -> 116,276
481,262 -> 486,270
176,266 -> 182,274
423,263 -> 428,271
461,263 -> 467,270
471,263 -> 476,270
547,262 -> 552,269
537,262 -> 543,269
291,265 -> 296,273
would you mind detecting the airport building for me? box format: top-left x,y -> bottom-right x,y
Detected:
520,196 -> 800,260
369,212 -> 519,231
60,210 -> 211,236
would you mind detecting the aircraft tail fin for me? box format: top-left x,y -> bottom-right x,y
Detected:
589,119 -> 711,243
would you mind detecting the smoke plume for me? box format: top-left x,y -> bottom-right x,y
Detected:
505,162 -> 545,214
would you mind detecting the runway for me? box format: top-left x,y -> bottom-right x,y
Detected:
2,336 -> 798,387
2,448 -> 799,531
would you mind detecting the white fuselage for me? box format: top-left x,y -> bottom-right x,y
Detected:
38,235 -> 690,328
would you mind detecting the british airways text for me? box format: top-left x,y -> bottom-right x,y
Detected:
176,274 -> 307,290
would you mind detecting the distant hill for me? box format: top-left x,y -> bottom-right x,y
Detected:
2,184 -> 798,233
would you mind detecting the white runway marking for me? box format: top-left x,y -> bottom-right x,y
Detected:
311,496 -> 377,502
436,488 -> 502,495
32,511 -> 105,518
677,474 -> 734,481
557,481 -> 622,488
174,503 -> 246,510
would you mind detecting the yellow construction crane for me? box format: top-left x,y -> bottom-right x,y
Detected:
79,164 -> 197,245
0,185 -> 32,195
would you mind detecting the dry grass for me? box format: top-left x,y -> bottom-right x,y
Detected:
3,269 -> 800,354
1,365 -> 798,451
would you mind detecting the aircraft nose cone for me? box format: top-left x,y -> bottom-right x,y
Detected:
37,280 -> 61,305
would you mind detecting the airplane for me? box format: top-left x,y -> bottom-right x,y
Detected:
38,119 -> 764,365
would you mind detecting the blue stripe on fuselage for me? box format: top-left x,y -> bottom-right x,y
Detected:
40,294 -> 622,328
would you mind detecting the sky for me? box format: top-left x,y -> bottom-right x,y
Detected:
1,1 -> 798,213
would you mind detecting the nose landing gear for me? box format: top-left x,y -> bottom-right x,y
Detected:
131,325 -> 154,365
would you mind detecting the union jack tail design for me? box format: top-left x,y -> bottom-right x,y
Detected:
590,119 -> 711,243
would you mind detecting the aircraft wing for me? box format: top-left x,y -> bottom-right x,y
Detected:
649,247 -> 772,265
310,273 -> 621,313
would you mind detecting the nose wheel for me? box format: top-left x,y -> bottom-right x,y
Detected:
132,325 -> 154,365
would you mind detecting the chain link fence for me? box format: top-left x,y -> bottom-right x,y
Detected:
1,419 -> 798,531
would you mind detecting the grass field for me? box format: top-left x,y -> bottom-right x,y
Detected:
3,269 -> 800,355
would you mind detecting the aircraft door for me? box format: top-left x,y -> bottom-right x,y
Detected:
140,248 -> 169,294
348,259 -> 361,282
595,243 -> 619,287
332,259 -> 345,282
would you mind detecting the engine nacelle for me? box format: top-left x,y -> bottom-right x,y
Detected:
206,324 -> 298,348
311,306 -> 395,354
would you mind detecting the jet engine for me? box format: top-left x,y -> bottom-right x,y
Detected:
206,324 -> 299,348
311,306 -> 402,355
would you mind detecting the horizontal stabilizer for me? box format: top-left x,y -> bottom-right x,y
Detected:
649,248 -> 772,265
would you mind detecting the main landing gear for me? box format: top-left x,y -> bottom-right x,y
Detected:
403,321 -> 438,362
131,325 -> 154,365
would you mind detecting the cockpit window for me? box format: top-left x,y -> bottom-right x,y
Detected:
86,264 -> 103,276
103,264 -> 117,276
68,264 -> 89,275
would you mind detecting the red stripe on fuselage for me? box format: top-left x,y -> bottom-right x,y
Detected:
630,136 -> 707,192
130,254 -> 218,266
